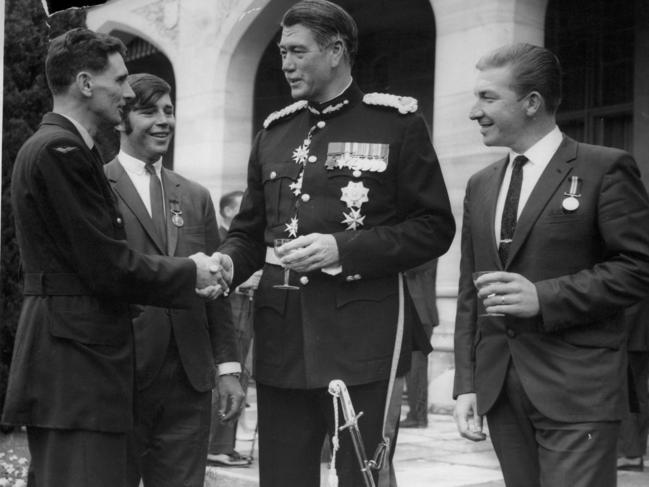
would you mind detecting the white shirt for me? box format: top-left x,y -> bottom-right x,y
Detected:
117,150 -> 164,218
494,126 -> 564,243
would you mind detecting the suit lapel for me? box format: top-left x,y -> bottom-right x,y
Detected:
104,158 -> 167,254
506,137 -> 577,267
476,158 -> 509,269
162,168 -> 181,256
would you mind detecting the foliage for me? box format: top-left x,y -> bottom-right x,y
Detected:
0,0 -> 86,416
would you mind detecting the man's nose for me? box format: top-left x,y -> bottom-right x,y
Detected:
123,82 -> 135,101
282,55 -> 294,72
469,103 -> 482,120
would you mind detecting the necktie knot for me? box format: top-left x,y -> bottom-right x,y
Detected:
513,155 -> 528,171
144,163 -> 156,175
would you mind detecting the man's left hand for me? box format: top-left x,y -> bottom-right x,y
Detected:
477,271 -> 540,317
277,233 -> 339,273
216,375 -> 245,423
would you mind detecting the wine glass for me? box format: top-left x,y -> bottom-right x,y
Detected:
472,271 -> 504,317
273,238 -> 300,290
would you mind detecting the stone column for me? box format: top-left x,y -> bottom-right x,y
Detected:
427,0 -> 548,410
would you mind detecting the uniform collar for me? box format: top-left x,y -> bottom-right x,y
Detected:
307,80 -> 363,119
57,113 -> 95,150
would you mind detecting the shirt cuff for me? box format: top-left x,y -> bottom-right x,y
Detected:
217,362 -> 242,375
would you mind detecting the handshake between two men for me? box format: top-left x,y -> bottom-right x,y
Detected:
189,233 -> 342,299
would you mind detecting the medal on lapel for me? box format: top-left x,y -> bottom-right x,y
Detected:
169,200 -> 184,227
562,176 -> 581,212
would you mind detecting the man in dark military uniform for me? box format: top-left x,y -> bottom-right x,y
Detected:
215,1 -> 455,486
3,29 -> 222,487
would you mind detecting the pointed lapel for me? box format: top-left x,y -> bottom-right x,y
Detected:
162,168 -> 181,256
104,158 -> 167,254
505,137 -> 577,267
476,157 -> 509,269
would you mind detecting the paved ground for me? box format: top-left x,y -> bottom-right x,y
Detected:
2,384 -> 648,487
205,385 -> 649,487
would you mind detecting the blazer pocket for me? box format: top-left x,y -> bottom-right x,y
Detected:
48,297 -> 128,346
262,162 -> 302,226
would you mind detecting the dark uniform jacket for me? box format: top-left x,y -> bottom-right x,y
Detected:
3,113 -> 197,433
104,159 -> 238,392
220,83 -> 455,389
454,136 -> 649,422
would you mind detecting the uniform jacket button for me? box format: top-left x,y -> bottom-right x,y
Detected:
353,274 -> 361,280
270,171 -> 277,179
308,155 -> 317,163
345,275 -> 354,282
301,194 -> 311,202
299,276 -> 309,285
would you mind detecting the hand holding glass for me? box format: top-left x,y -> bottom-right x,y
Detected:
472,271 -> 504,317
273,238 -> 300,290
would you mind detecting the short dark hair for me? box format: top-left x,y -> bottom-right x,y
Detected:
281,0 -> 358,66
219,190 -> 244,217
121,73 -> 172,134
477,43 -> 562,114
46,28 -> 126,95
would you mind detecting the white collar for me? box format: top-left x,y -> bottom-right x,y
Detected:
58,113 -> 95,150
509,126 -> 563,167
118,150 -> 163,175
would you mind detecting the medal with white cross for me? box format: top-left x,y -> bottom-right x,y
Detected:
340,181 -> 369,230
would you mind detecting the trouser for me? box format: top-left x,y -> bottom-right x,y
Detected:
257,380 -> 396,487
27,427 -> 126,487
486,363 -> 619,487
404,350 -> 428,423
618,350 -> 649,457
126,342 -> 211,487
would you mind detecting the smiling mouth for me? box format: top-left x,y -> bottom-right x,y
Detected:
150,133 -> 170,139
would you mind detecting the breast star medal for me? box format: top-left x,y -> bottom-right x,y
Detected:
340,181 -> 369,230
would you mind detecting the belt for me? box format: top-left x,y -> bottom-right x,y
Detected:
264,247 -> 282,266
23,272 -> 91,296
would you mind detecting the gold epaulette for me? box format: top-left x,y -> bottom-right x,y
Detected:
263,100 -> 309,129
362,93 -> 418,114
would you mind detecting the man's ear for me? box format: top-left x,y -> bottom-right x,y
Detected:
76,71 -> 93,97
524,91 -> 543,117
329,39 -> 345,67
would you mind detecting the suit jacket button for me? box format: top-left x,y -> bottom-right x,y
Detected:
299,276 -> 309,285
345,275 -> 354,282
506,328 -> 516,338
116,217 -> 123,225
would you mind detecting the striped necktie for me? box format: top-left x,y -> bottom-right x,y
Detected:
498,155 -> 528,266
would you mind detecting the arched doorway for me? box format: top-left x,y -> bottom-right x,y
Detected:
253,0 -> 436,132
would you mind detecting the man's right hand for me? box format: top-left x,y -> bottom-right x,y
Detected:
454,393 -> 487,442
189,252 -> 232,299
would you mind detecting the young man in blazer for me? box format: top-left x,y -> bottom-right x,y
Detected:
104,73 -> 244,487
453,43 -> 649,487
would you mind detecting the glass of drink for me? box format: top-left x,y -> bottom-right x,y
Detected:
472,271 -> 504,317
273,238 -> 300,290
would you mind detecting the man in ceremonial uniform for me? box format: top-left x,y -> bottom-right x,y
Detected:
2,29 -> 223,487
453,43 -> 649,487
104,73 -> 244,487
213,1 -> 455,485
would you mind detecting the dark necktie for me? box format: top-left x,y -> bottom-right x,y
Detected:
145,163 -> 167,248
498,155 -> 528,266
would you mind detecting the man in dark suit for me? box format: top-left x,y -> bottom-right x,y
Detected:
401,259 -> 438,428
2,29 -> 224,487
103,73 -> 244,487
453,43 -> 649,487
211,1 -> 455,485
